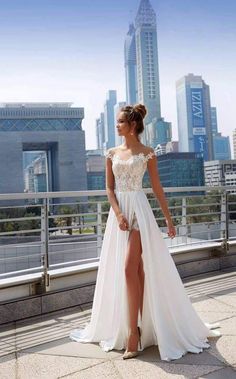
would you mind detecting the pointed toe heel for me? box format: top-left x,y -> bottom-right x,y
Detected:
122,326 -> 142,359
122,349 -> 139,359
137,326 -> 142,349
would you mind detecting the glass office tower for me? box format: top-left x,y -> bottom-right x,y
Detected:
176,74 -> 214,161
124,0 -> 161,125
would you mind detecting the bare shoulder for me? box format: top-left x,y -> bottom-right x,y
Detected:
109,145 -> 123,153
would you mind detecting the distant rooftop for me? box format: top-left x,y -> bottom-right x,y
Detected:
0,102 -> 73,108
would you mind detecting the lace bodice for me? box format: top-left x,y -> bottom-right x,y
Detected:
105,149 -> 156,192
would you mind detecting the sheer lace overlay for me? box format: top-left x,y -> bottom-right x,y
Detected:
104,149 -> 155,192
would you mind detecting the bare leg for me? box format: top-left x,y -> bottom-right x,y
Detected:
125,228 -> 143,351
138,255 -> 145,319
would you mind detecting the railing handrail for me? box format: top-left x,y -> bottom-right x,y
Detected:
0,185 -> 236,201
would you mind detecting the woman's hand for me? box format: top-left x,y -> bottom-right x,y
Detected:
116,213 -> 129,231
166,219 -> 176,239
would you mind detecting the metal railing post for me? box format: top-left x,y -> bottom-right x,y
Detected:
97,201 -> 102,257
181,197 -> 187,244
41,198 -> 50,291
220,190 -> 229,254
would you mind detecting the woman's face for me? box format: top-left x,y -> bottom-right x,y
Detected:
116,111 -> 133,136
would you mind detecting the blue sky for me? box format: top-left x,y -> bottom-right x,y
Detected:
0,0 -> 235,151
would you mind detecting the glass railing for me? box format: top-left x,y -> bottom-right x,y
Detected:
0,186 -> 235,286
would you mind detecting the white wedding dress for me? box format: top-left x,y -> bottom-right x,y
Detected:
70,149 -> 221,361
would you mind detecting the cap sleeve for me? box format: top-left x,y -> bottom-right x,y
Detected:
104,149 -> 113,160
145,149 -> 156,162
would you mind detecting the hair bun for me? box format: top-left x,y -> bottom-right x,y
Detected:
133,104 -> 147,119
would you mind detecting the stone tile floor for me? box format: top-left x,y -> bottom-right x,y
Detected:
0,268 -> 235,378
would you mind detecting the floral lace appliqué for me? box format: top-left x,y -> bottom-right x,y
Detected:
104,149 -> 156,192
104,150 -> 113,160
104,150 -> 156,163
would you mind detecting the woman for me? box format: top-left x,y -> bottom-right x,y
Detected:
70,104 -> 221,361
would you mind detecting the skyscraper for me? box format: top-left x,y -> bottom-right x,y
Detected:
104,90 -> 117,149
145,117 -> 171,147
124,23 -> 137,105
135,0 -> 161,124
213,134 -> 231,160
96,112 -> 105,150
124,0 -> 161,125
176,73 -> 214,161
211,107 -> 218,134
233,129 -> 236,159
211,107 -> 231,160
114,101 -> 126,146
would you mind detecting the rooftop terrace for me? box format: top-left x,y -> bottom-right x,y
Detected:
1,269 -> 236,379
0,187 -> 236,378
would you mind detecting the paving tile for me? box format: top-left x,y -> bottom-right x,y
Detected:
58,308 -> 92,327
15,305 -> 84,329
210,295 -> 236,310
0,353 -> 16,379
197,311 -> 236,323
207,335 -> 236,366
0,323 -> 16,356
15,314 -> 90,352
113,345 -> 224,367
200,366 -> 236,378
113,359 -> 224,379
62,361 -> 122,378
198,312 -> 236,336
16,319 -> 75,351
1,271 -> 235,379
192,296 -> 235,313
20,337 -> 120,359
184,272 -> 236,298
17,352 -> 105,379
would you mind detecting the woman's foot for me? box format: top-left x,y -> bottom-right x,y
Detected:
126,329 -> 139,352
123,327 -> 141,360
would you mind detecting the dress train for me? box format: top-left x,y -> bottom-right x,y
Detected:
70,189 -> 221,361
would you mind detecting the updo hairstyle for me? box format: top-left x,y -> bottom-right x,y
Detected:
120,103 -> 147,136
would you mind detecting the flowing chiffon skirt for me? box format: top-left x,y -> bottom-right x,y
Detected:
70,189 -> 221,361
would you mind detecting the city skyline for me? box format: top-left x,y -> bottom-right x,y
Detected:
0,0 -> 235,151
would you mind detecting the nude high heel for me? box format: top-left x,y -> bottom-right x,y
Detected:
122,326 -> 142,359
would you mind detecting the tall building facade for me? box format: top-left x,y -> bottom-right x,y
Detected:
211,107 -> 218,134
233,129 -> 236,159
96,112 -> 105,150
146,117 -> 172,148
114,101 -> 126,146
104,90 -> 117,149
124,24 -> 137,105
211,107 -> 231,160
176,73 -> 214,161
157,152 -> 204,188
0,103 -> 87,197
124,0 -> 162,146
135,0 -> 161,124
204,159 -> 236,190
142,152 -> 205,196
86,150 -> 106,190
213,134 -> 231,160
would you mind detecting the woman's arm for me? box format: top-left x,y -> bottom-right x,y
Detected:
147,149 -> 173,226
105,153 -> 122,217
105,151 -> 130,231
